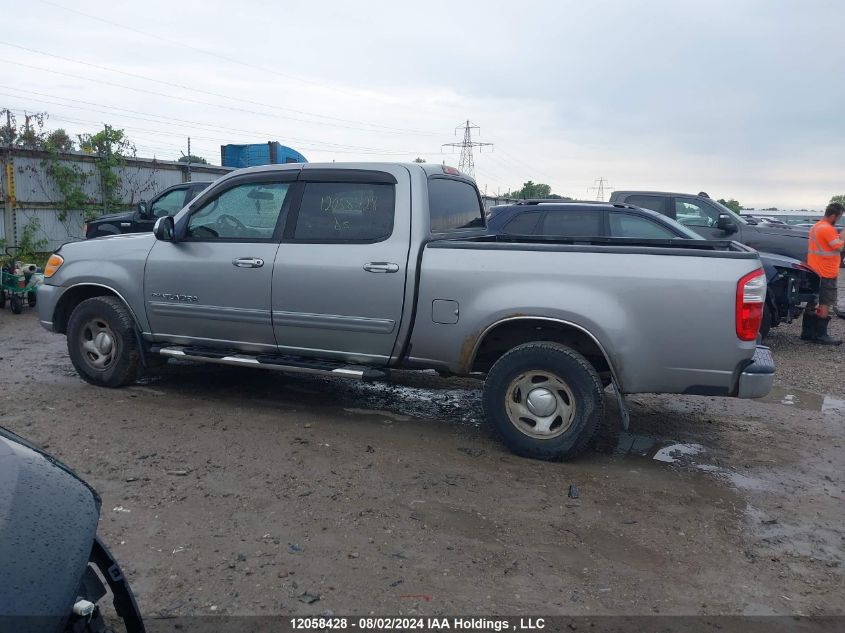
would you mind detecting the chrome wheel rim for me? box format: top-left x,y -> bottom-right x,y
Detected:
80,318 -> 117,370
504,371 -> 576,439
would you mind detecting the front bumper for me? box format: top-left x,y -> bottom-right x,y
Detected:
736,345 -> 775,398
35,283 -> 61,332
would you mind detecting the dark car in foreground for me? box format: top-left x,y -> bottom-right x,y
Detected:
487,200 -> 819,339
0,427 -> 144,633
84,181 -> 213,239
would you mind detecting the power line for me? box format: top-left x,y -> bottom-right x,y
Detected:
1,104 -> 454,164
442,120 -> 493,179
0,40 -> 440,137
38,0 -> 408,108
0,57 -> 438,139
0,86 -> 447,155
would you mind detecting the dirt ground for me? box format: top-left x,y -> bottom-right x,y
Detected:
1,280 -> 843,619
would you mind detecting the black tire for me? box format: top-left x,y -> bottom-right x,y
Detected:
0,291 -> 6,309
27,291 -> 36,307
759,302 -> 773,340
483,342 -> 605,461
67,296 -> 140,387
10,295 -> 22,314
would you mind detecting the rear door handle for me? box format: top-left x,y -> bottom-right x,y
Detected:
363,262 -> 399,273
232,257 -> 265,268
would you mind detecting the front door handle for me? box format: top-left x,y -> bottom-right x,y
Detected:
363,262 -> 399,273
232,257 -> 265,268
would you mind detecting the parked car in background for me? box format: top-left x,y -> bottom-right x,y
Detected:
487,200 -> 820,339
38,162 -> 774,461
84,181 -> 213,239
608,190 -> 842,266
0,426 -> 144,633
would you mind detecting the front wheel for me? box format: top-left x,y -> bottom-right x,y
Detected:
10,295 -> 22,314
67,296 -> 141,387
483,342 -> 605,461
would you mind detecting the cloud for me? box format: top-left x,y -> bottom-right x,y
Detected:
2,0 -> 843,207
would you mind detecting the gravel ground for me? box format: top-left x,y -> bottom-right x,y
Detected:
0,273 -> 843,620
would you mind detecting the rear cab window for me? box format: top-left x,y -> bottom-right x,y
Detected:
427,177 -> 485,233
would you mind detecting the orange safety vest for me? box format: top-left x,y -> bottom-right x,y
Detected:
807,219 -> 843,279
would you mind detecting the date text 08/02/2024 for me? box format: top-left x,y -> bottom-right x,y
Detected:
289,617 -> 546,631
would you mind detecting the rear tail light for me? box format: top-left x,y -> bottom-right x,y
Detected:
736,268 -> 766,340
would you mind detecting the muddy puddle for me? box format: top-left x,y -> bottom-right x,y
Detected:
760,386 -> 845,415
137,363 -> 486,427
606,431 -> 770,490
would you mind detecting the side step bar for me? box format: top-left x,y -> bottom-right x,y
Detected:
153,346 -> 389,382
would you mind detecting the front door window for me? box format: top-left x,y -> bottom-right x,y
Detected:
675,198 -> 719,228
150,188 -> 188,218
187,182 -> 290,240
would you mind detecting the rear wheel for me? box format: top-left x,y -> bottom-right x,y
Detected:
483,342 -> 605,460
67,296 -> 140,387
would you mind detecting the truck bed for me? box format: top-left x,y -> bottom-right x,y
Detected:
409,235 -> 764,395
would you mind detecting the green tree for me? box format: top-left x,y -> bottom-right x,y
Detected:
717,198 -> 742,214
504,181 -> 571,200
830,194 -> 845,205
178,154 -> 208,165
44,128 -> 75,152
78,126 -> 135,215
0,109 -> 49,148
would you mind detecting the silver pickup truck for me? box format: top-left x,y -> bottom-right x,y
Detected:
37,163 -> 774,460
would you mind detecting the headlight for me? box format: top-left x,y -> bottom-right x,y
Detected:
44,254 -> 64,278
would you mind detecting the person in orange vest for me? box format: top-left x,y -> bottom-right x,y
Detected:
801,202 -> 845,345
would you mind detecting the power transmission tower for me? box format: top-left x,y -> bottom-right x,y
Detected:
442,120 -> 493,179
589,177 -> 613,202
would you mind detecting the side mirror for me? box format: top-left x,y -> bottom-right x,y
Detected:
153,216 -> 175,241
717,213 -> 738,234
138,200 -> 148,217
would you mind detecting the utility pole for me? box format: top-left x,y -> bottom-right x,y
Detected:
589,177 -> 612,202
180,137 -> 193,182
3,109 -> 14,246
102,124 -> 111,215
442,120 -> 493,180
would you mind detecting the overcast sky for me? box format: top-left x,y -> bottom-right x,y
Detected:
2,0 -> 843,209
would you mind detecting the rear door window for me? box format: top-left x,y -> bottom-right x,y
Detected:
428,178 -> 484,232
293,182 -> 395,242
503,211 -> 541,234
540,210 -> 603,236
